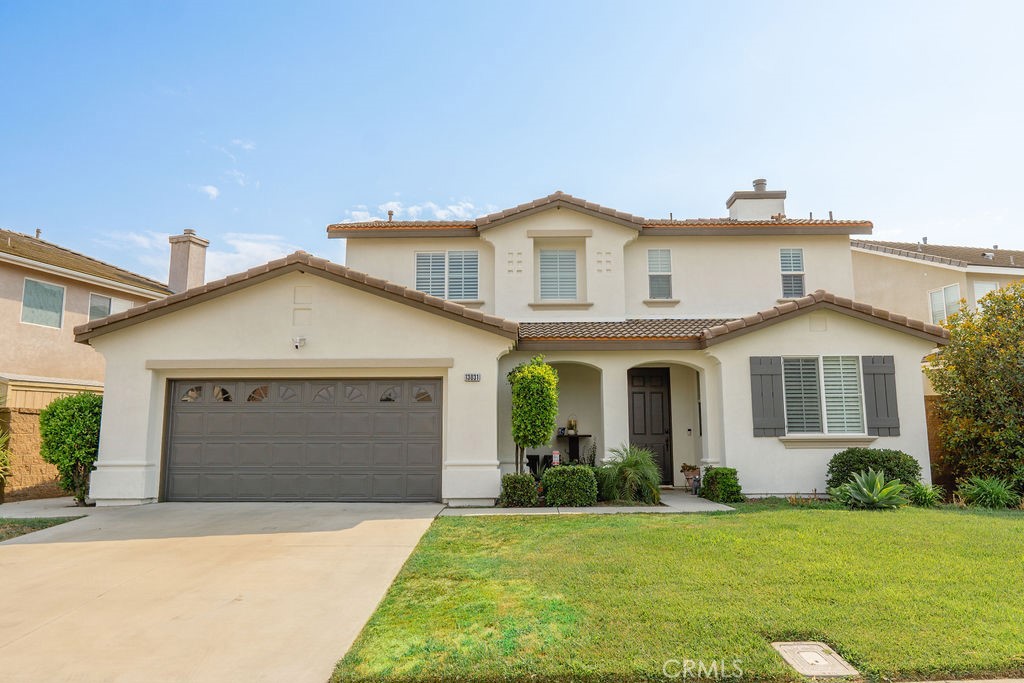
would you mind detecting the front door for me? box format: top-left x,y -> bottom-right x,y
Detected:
627,368 -> 672,485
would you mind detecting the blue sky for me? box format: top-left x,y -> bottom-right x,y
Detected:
2,1 -> 1023,282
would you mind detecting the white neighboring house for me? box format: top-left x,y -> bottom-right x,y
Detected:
76,181 -> 947,506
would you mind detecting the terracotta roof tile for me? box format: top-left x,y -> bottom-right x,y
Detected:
853,240 -> 1024,269
0,229 -> 172,296
518,319 -> 729,341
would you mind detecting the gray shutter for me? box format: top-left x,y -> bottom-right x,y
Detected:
750,356 -> 785,437
862,355 -> 900,436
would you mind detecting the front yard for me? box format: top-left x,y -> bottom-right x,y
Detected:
0,517 -> 77,542
334,502 -> 1024,682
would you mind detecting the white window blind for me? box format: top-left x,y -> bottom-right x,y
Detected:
647,249 -> 672,299
447,251 -> 479,300
783,357 -> 822,433
973,281 -> 998,309
822,356 -> 864,433
415,253 -> 446,297
89,294 -> 133,321
539,250 -> 577,300
780,248 -> 805,298
928,283 -> 961,323
22,279 -> 64,328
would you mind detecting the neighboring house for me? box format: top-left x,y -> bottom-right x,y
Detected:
0,228 -> 190,500
76,182 -> 947,506
852,240 -> 1024,325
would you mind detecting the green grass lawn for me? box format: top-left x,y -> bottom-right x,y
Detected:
0,517 -> 78,542
334,502 -> 1024,682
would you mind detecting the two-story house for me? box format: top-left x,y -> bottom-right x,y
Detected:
75,182 -> 947,506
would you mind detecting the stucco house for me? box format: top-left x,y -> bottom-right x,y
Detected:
76,181 -> 947,506
0,229 -> 174,499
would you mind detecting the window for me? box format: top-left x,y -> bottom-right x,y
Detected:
21,278 -> 65,328
539,249 -> 577,300
415,251 -> 479,300
973,281 -> 998,309
647,249 -> 672,299
928,283 -> 961,324
780,248 -> 805,298
88,293 -> 133,321
783,356 -> 864,434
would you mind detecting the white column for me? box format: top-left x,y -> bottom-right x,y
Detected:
599,361 -> 630,461
699,357 -> 725,467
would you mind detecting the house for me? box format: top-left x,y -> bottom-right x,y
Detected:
0,229 -> 184,499
75,181 -> 948,506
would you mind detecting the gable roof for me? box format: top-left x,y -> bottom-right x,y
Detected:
517,290 -> 948,350
0,229 -> 172,296
74,251 -> 519,343
327,191 -> 873,238
853,240 -> 1024,270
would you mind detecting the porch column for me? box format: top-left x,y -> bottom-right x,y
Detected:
599,361 -> 630,461
699,358 -> 724,467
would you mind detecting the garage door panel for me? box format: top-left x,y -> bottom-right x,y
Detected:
165,378 -> 441,502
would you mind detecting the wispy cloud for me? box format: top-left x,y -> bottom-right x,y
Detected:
231,138 -> 256,151
199,185 -> 220,200
338,199 -> 494,223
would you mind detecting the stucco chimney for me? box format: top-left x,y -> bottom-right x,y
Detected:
726,178 -> 787,220
168,229 -> 209,293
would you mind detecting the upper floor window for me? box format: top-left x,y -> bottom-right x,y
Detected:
21,278 -> 64,328
539,249 -> 577,300
783,355 -> 864,434
780,248 -> 805,298
415,251 -> 479,300
647,249 -> 672,299
89,293 -> 133,321
973,281 -> 998,309
928,283 -> 961,324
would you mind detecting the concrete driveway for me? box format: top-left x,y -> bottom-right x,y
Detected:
0,500 -> 443,683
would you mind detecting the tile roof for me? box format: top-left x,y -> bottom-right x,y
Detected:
519,319 -> 729,341
74,251 -> 519,342
0,229 -> 172,296
853,240 -> 1024,269
326,191 -> 873,237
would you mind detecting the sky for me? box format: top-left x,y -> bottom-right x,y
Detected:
2,1 -> 1023,283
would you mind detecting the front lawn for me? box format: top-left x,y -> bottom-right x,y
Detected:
334,504 -> 1024,682
0,517 -> 78,542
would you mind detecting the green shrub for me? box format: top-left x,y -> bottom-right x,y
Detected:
39,393 -> 103,505
542,465 -> 597,507
597,444 -> 661,504
700,467 -> 744,503
507,356 -> 559,473
826,448 -> 922,490
907,481 -> 945,508
499,472 -> 539,507
957,476 -> 1021,509
830,468 -> 907,510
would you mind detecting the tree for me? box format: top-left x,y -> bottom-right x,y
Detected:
926,280 -> 1024,487
507,356 -> 559,474
39,393 -> 103,505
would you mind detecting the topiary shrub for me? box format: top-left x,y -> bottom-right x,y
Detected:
499,472 -> 539,507
957,476 -> 1021,509
597,444 -> 661,504
542,465 -> 597,507
699,466 -> 744,503
507,356 -> 559,474
39,393 -> 103,505
826,448 -> 922,490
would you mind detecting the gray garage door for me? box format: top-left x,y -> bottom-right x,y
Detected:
164,379 -> 442,502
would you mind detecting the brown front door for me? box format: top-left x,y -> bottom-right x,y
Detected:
627,368 -> 672,485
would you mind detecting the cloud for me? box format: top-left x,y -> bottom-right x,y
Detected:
199,185 -> 220,200
338,198 -> 495,223
224,169 -> 249,187
231,139 -> 256,151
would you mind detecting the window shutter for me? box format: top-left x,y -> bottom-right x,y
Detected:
750,356 -> 785,437
783,358 -> 822,433
822,356 -> 864,433
415,253 -> 446,297
447,250 -> 478,300
862,356 -> 900,436
539,250 -> 576,300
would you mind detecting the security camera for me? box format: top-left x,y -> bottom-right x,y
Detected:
292,337 -> 306,350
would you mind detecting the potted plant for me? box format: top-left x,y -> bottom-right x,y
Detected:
680,463 -> 699,489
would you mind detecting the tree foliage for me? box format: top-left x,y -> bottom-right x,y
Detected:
39,393 -> 103,505
926,281 -> 1024,487
507,355 -> 559,473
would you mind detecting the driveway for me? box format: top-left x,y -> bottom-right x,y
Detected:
0,501 -> 443,683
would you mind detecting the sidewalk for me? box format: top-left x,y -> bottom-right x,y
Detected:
439,489 -> 733,516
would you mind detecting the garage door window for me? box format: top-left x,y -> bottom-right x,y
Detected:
247,385 -> 269,402
180,385 -> 203,402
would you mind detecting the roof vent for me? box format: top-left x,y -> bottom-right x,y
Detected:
34,228 -> 41,239
753,178 -> 767,192
387,210 -> 394,222
983,252 -> 995,260
922,236 -> 928,244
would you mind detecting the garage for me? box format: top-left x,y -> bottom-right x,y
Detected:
164,378 -> 442,502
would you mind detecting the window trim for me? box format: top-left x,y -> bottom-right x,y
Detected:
781,354 -> 867,436
779,247 -> 806,299
20,277 -> 66,329
647,248 -> 673,300
927,283 -> 962,323
413,250 -> 480,301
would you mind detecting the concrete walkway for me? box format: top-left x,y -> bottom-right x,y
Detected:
440,489 -> 733,516
0,501 -> 442,683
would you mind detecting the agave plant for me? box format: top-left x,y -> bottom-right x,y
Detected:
831,468 -> 907,510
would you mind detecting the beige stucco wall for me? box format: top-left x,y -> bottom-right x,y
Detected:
0,262 -> 153,382
85,271 -> 514,505
851,250 -> 967,322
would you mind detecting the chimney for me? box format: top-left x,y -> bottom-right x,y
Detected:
726,178 -> 787,220
168,229 -> 209,293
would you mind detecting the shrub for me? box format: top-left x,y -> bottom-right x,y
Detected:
957,476 -> 1021,509
507,356 -> 559,473
699,467 -> 744,503
542,465 -> 597,507
907,481 -> 945,508
39,393 -> 103,505
826,448 -> 922,490
829,468 -> 907,510
499,472 -> 539,507
597,444 -> 661,504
